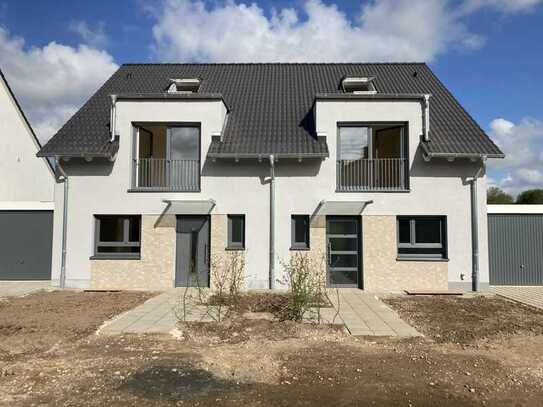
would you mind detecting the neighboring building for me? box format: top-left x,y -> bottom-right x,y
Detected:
38,63 -> 504,292
0,68 -> 55,280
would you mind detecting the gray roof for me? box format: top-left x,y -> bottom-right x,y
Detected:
38,63 -> 503,159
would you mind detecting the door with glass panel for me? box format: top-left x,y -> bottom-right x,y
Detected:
175,215 -> 210,287
326,216 -> 361,288
166,126 -> 200,191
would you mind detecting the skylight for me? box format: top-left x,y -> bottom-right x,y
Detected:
342,76 -> 377,94
167,78 -> 201,93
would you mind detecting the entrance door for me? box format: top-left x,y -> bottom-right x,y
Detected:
175,215 -> 210,287
326,216 -> 361,288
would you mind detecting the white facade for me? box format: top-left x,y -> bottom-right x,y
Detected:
0,73 -> 54,204
53,97 -> 489,291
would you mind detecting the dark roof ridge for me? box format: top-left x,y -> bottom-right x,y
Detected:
121,62 -> 427,66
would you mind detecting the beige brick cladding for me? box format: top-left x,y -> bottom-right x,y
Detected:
362,215 -> 448,292
90,215 -> 176,290
209,214 -> 246,290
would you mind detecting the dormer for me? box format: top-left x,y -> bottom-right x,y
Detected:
167,78 -> 201,94
341,76 -> 377,94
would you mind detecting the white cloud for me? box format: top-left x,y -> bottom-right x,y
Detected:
69,20 -> 109,48
149,0 -> 487,63
0,26 -> 118,143
460,0 -> 542,14
487,117 -> 543,195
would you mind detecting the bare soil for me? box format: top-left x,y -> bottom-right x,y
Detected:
384,295 -> 543,344
0,290 -> 155,358
207,292 -> 331,320
1,291 -> 543,406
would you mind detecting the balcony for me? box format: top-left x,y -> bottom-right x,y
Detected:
337,158 -> 407,192
337,124 -> 409,192
133,158 -> 200,191
131,124 -> 201,192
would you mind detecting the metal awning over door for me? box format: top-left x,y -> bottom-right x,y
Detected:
162,199 -> 216,215
313,200 -> 373,216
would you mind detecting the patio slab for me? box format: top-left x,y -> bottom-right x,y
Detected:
490,286 -> 543,310
99,287 -> 421,337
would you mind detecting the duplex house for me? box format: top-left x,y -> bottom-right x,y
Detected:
0,69 -> 55,281
37,63 -> 504,292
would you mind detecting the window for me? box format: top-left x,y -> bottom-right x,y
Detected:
397,216 -> 447,259
341,77 -> 377,94
94,215 -> 141,258
337,123 -> 408,191
133,124 -> 200,191
227,215 -> 245,249
291,215 -> 310,250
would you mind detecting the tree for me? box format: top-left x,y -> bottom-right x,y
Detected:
516,189 -> 543,204
487,187 -> 514,204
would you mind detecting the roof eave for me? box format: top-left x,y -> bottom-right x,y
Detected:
420,141 -> 505,159
207,152 -> 329,159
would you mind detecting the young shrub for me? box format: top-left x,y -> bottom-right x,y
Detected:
279,251 -> 327,321
209,251 -> 246,320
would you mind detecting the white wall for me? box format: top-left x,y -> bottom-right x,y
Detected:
0,76 -> 54,203
56,97 -> 489,290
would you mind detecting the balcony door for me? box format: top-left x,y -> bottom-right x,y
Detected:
167,126 -> 200,191
337,124 -> 407,191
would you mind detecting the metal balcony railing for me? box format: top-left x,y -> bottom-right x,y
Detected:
133,158 -> 200,191
337,158 -> 407,192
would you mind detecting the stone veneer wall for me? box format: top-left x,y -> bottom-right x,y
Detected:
362,215 -> 448,292
90,215 -> 176,290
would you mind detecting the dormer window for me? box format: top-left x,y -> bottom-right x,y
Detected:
342,76 -> 377,94
167,78 -> 201,94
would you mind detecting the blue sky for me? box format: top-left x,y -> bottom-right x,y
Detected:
0,0 -> 542,195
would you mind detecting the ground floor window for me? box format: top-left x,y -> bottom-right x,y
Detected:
227,215 -> 245,249
94,215 -> 141,258
291,215 -> 310,249
397,216 -> 447,259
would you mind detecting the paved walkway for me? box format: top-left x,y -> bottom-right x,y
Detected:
490,286 -> 543,310
0,281 -> 52,298
99,288 -> 420,337
324,289 -> 421,336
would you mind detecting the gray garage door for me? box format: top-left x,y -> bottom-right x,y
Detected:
488,214 -> 543,285
0,210 -> 53,280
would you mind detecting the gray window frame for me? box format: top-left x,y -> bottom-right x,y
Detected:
397,216 -> 447,260
130,122 -> 202,192
227,214 -> 245,250
93,215 -> 141,259
336,122 -> 410,192
291,215 -> 310,250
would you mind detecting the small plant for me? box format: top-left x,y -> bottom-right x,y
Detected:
278,252 -> 327,321
210,251 -> 246,320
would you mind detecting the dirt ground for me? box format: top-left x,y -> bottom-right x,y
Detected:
1,291 -> 543,406
0,290 -> 155,357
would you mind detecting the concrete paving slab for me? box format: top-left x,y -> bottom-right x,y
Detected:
0,281 -> 53,298
490,286 -> 543,310
99,287 -> 421,337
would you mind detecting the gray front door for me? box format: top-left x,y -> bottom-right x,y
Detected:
326,216 -> 361,288
175,215 -> 210,287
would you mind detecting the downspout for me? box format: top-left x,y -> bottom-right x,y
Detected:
423,94 -> 431,142
469,156 -> 486,292
269,154 -> 275,290
110,94 -> 117,142
57,161 -> 69,289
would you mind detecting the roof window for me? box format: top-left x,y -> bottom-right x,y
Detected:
167,78 -> 201,93
342,76 -> 377,94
